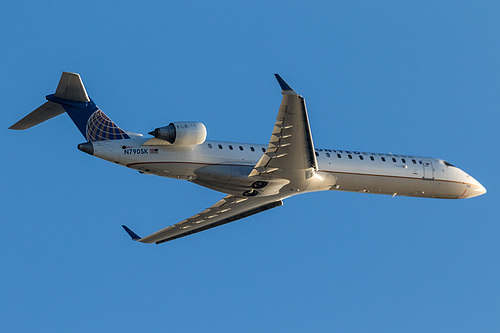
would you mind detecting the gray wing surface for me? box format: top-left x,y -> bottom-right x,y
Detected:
124,195 -> 283,244
9,101 -> 65,130
249,74 -> 317,180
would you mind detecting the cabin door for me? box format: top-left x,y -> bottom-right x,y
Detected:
422,160 -> 434,180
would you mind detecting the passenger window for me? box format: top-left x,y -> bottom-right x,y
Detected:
402,158 -> 406,163
337,154 -> 342,158
261,148 -> 266,152
359,155 -> 364,160
419,160 -> 422,164
315,152 -> 319,156
326,153 -> 330,157
381,157 -> 386,162
412,159 -> 416,164
218,144 -> 223,149
392,158 -> 397,162
239,146 -> 244,151
250,147 -> 255,152
228,145 -> 233,150
208,143 -> 212,148
348,154 -> 352,159
370,156 -> 374,161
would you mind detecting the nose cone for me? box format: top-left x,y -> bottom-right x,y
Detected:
462,173 -> 486,198
77,142 -> 94,155
469,182 -> 486,198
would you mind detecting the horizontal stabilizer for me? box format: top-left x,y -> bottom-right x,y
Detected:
55,72 -> 90,102
122,225 -> 141,241
9,101 -> 65,130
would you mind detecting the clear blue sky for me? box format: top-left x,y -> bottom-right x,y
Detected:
2,1 -> 498,332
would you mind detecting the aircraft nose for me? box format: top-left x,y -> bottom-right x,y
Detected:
465,179 -> 486,198
472,183 -> 487,197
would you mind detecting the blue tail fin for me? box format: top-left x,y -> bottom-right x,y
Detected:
47,72 -> 130,141
10,72 -> 131,141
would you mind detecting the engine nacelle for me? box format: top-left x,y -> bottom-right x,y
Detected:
148,121 -> 207,145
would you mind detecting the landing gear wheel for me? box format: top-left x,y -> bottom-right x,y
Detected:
251,181 -> 268,189
242,189 -> 259,197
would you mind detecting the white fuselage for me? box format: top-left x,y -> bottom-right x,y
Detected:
89,139 -> 486,200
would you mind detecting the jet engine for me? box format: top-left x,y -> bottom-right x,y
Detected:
149,122 -> 207,145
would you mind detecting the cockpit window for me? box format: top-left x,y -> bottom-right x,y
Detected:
443,161 -> 456,167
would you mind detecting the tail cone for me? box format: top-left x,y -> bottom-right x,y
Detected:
78,142 -> 94,155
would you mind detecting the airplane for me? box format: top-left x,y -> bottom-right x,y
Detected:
10,72 -> 486,245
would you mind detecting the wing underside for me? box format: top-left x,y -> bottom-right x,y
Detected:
123,194 -> 283,244
249,75 -> 317,180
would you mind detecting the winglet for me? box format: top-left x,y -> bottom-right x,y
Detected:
122,225 -> 141,241
274,74 -> 295,93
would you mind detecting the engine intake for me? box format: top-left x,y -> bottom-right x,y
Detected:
149,121 -> 207,145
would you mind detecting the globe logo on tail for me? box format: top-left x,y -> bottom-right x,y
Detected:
85,110 -> 130,141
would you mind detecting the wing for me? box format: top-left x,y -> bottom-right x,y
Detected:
122,75 -> 314,245
122,194 -> 283,244
249,74 -> 318,183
